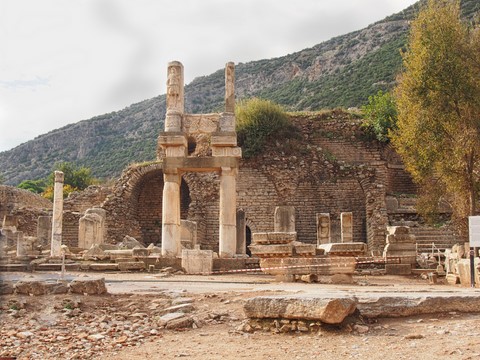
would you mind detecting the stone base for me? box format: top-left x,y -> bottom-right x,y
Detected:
385,264 -> 412,275
181,249 -> 213,275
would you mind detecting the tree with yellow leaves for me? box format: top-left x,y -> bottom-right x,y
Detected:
392,0 -> 480,238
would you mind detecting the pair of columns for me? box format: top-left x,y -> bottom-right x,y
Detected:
161,167 -> 237,258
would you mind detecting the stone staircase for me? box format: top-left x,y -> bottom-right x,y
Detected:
409,227 -> 460,254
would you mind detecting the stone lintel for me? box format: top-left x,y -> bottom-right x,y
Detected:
163,157 -> 238,173
211,146 -> 242,158
158,132 -> 187,147
211,132 -> 237,146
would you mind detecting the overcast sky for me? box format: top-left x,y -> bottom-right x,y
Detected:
0,0 -> 418,152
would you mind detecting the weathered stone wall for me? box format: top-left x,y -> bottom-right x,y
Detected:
0,185 -> 52,219
59,111 -> 410,254
63,211 -> 82,248
64,185 -> 111,213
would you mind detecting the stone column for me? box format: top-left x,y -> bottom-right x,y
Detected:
219,167 -> 237,257
161,171 -> 181,257
236,210 -> 246,255
51,171 -> 64,257
225,62 -> 235,113
165,61 -> 184,132
341,212 -> 353,243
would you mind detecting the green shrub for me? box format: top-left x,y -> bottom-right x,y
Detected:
361,90 -> 397,142
235,98 -> 291,158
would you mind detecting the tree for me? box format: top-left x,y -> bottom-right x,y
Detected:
17,179 -> 47,194
361,90 -> 398,142
43,162 -> 96,200
236,98 -> 292,158
391,0 -> 480,237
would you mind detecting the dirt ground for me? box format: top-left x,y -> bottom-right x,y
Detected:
1,273 -> 480,359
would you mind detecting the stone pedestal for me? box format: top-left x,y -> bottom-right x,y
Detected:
383,226 -> 417,266
340,212 -> 353,243
219,167 -> 237,257
162,172 -> 181,257
182,248 -> 214,274
316,213 -> 331,245
51,171 -> 64,257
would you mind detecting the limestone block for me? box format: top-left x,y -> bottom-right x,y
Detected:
104,249 -> 134,259
244,296 -> 356,324
118,261 -> 145,271
385,264 -> 412,275
69,277 -> 108,295
318,242 -> 367,256
37,216 -> 52,247
0,281 -> 14,295
385,197 -> 399,212
456,258 -> 480,287
165,146 -> 187,157
181,220 -> 197,248
211,146 -> 242,157
219,113 -> 235,132
387,226 -> 410,236
249,244 -> 293,258
45,282 -> 69,294
14,279 -> 48,295
274,206 -> 295,233
83,244 -> 107,260
211,133 -> 237,146
182,114 -> 220,134
132,247 -> 149,257
252,232 -> 268,244
181,248 -> 213,275
316,213 -> 331,245
89,263 -> 119,271
340,212 -> 353,242
78,208 -> 106,249
118,235 -> 145,249
293,242 -> 316,257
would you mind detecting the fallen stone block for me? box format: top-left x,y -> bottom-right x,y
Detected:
357,296 -> 480,318
0,281 -> 15,295
14,279 -> 48,295
244,296 -> 356,324
118,261 -> 145,271
165,316 -> 194,329
132,247 -> 149,257
69,277 -> 108,295
249,244 -> 293,258
104,249 -> 134,259
330,273 -> 354,284
45,281 -> 69,294
157,303 -> 195,316
118,235 -> 145,249
318,242 -> 367,256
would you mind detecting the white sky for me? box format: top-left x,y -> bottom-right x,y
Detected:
0,0 -> 418,152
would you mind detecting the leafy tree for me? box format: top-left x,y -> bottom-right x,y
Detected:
43,162 -> 96,200
391,0 -> 480,237
17,179 -> 47,194
236,98 -> 292,158
361,90 -> 398,142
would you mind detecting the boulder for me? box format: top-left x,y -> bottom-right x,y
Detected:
14,279 -> 48,295
0,281 -> 15,295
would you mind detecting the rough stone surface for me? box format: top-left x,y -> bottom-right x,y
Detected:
14,279 -> 48,295
69,277 -> 108,295
181,248 -> 213,274
244,296 -> 356,324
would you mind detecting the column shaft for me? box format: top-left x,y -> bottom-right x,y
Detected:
161,173 -> 181,257
219,167 -> 237,257
51,171 -> 64,257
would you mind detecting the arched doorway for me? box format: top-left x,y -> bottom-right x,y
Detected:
246,225 -> 252,256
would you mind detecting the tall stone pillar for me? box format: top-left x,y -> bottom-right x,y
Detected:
225,62 -> 235,113
51,171 -> 64,257
165,61 -> 184,132
219,167 -> 237,257
161,171 -> 181,257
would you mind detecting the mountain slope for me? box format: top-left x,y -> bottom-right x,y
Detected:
1,0 -> 478,185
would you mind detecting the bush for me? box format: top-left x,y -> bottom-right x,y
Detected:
361,90 -> 397,142
235,98 -> 291,158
